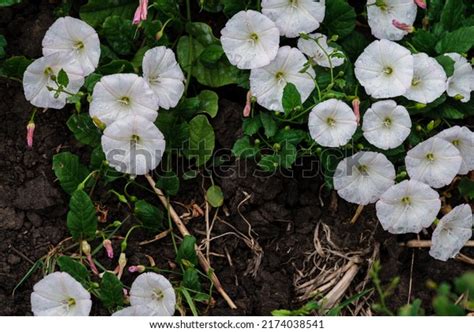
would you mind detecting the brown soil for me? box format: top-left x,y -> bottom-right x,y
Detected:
0,0 -> 472,316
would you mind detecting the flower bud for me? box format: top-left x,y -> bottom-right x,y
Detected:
26,122 -> 35,149
351,98 -> 361,125
81,241 -> 91,256
128,265 -> 146,273
103,239 -> 114,259
392,19 -> 415,33
414,0 -> 426,9
243,90 -> 252,118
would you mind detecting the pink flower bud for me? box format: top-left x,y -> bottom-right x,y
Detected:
81,241 -> 99,275
414,0 -> 426,9
352,98 -> 361,125
117,253 -> 127,280
26,122 -> 35,149
128,265 -> 146,273
243,90 -> 252,117
103,239 -> 114,259
133,0 -> 148,25
392,19 -> 415,33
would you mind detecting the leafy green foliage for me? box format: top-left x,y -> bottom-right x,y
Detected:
67,190 -> 98,240
0,56 -> 32,79
206,185 -> 224,208
324,0 -> 356,38
282,83 -> 302,114
435,26 -> 474,53
57,256 -> 90,287
185,115 -> 215,166
177,235 -> 198,267
80,0 -> 136,28
156,171 -> 180,196
232,136 -> 259,159
52,152 -> 90,195
0,0 -> 21,7
100,272 -> 124,310
102,16 -> 135,56
67,113 -> 102,147
134,199 -> 164,231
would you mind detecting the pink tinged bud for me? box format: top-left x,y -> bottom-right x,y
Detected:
392,19 -> 415,33
352,98 -> 361,125
103,239 -> 114,259
133,0 -> 148,25
26,122 -> 35,149
81,241 -> 99,275
243,91 -> 252,117
128,265 -> 146,273
414,0 -> 426,9
117,253 -> 127,280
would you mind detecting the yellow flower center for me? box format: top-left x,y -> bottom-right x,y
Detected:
383,66 -> 393,75
401,196 -> 411,205
326,117 -> 336,127
119,96 -> 130,105
74,41 -> 84,50
426,153 -> 435,161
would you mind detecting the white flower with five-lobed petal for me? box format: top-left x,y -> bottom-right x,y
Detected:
445,53 -> 474,103
435,126 -> 474,175
367,0 -> 417,41
129,273 -> 176,316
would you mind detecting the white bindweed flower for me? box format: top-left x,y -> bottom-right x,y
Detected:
405,137 -> 462,188
112,306 -> 155,316
31,272 -> 92,316
42,16 -> 100,76
334,151 -> 395,205
376,180 -> 441,234
142,46 -> 185,109
436,126 -> 474,175
261,0 -> 325,38
445,53 -> 474,103
250,46 -> 315,112
308,99 -> 357,147
220,10 -> 280,70
362,100 -> 412,150
367,0 -> 417,41
403,53 -> 447,104
89,74 -> 159,126
297,33 -> 345,68
101,115 -> 166,176
23,53 -> 84,109
130,273 -> 176,316
355,39 -> 413,98
429,204 -> 473,261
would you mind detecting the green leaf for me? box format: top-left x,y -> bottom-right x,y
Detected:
199,44 -> 225,65
221,0 -> 257,16
398,299 -> 425,316
67,190 -> 98,240
410,30 -> 438,54
57,69 -> 69,87
131,46 -> 150,70
80,0 -> 136,28
279,142 -> 297,169
182,169 -> 199,180
185,115 -> 215,166
198,90 -> 219,118
156,171 -> 180,196
0,56 -> 32,79
433,295 -> 465,316
282,83 -> 302,114
439,104 -> 464,119
243,117 -> 262,136
100,272 -> 124,310
259,112 -> 278,138
455,272 -> 474,300
98,60 -> 135,75
102,16 -> 135,56
324,0 -> 356,38
435,27 -> 474,53
134,200 -> 164,231
177,235 -> 198,267
340,31 -> 369,61
206,185 -> 224,208
182,267 -> 201,292
155,111 -> 190,150
67,113 -> 101,147
439,0 -> 465,32
258,154 -> 280,172
0,35 -> 6,58
84,73 -> 102,93
458,178 -> 474,200
232,136 -> 259,159
273,128 -> 307,145
0,0 -> 21,7
152,0 -> 180,18
57,256 -> 90,287
435,55 -> 455,77
52,152 -> 90,195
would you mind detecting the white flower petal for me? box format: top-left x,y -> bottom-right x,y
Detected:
42,16 -> 100,76
89,73 -> 159,126
142,46 -> 185,109
405,137 -> 462,188
297,33 -> 345,68
130,273 -> 176,316
362,100 -> 411,150
404,53 -> 447,104
430,204 -> 473,261
367,0 -> 417,41
355,39 -> 413,98
101,115 -> 166,176
220,10 -> 280,69
445,53 -> 474,103
376,180 -> 441,234
308,99 -> 357,147
262,0 -> 325,38
23,53 -> 84,109
436,126 -> 474,175
31,272 -> 91,316
334,151 -> 395,205
250,46 -> 315,112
